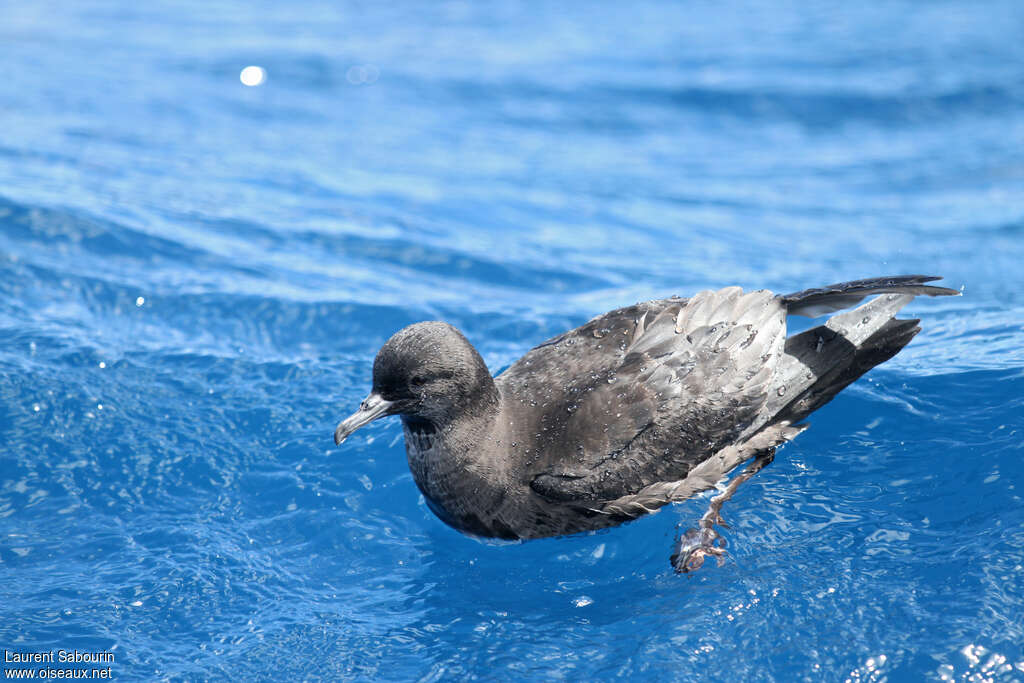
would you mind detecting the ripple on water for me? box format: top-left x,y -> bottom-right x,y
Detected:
2,0 -> 1024,679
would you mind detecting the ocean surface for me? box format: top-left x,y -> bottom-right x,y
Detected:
2,1 -> 1023,680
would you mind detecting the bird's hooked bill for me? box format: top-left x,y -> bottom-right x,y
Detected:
334,392 -> 395,445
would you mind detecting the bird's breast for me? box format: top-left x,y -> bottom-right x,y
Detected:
400,417 -> 518,539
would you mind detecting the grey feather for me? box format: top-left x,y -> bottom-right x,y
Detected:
783,274 -> 958,317
334,275 -> 958,540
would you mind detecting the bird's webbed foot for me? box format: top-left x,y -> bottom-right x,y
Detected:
670,449 -> 775,574
671,524 -> 728,572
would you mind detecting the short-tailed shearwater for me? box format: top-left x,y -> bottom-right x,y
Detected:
334,275 -> 957,570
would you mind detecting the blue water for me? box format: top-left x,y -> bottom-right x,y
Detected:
2,1 -> 1023,680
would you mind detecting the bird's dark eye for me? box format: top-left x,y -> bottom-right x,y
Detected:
410,375 -> 426,387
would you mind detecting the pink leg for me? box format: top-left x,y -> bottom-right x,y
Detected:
671,449 -> 775,573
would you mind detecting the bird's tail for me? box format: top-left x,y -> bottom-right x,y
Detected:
775,316 -> 922,425
749,275 -> 957,432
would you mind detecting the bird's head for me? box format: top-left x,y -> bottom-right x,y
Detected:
333,321 -> 497,445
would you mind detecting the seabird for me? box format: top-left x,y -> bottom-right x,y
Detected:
334,275 -> 957,570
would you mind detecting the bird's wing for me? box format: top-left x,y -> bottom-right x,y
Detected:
496,297 -> 679,414
781,274 -> 958,317
498,287 -> 787,505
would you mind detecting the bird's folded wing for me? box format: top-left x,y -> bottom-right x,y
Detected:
521,287 -> 788,504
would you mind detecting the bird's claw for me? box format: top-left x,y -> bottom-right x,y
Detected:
669,449 -> 776,574
670,526 -> 727,573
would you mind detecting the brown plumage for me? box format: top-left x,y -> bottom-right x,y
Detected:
334,275 -> 957,544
